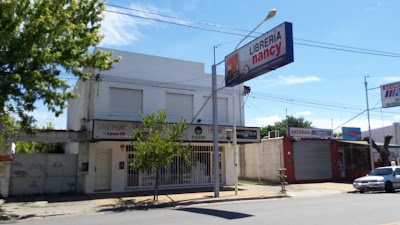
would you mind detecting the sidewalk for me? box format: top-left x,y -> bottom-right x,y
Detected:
0,182 -> 355,221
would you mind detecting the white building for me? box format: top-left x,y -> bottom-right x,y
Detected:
66,48 -> 260,194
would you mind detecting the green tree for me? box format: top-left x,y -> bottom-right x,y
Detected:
261,116 -> 313,138
0,0 -> 120,133
15,122 -> 64,153
131,109 -> 192,201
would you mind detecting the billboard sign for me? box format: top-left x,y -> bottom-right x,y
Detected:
289,127 -> 333,139
381,81 -> 400,108
342,127 -> 361,140
225,22 -> 294,87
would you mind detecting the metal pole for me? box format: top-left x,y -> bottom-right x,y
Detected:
233,86 -> 238,195
365,76 -> 374,170
212,47 -> 219,197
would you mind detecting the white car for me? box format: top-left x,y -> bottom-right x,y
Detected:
353,166 -> 400,193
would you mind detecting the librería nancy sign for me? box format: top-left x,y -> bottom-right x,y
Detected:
381,81 -> 400,108
225,22 -> 294,87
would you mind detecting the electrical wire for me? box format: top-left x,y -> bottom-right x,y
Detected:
105,4 -> 400,58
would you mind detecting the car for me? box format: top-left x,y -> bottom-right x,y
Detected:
353,166 -> 400,193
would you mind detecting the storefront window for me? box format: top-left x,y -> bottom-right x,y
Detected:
344,145 -> 370,171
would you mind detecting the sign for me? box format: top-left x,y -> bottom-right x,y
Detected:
381,81 -> 400,108
93,120 -> 135,139
0,155 -> 13,162
92,120 -> 260,143
289,127 -> 333,138
342,127 -> 361,140
225,22 -> 294,87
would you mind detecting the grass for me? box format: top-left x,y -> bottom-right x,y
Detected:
0,206 -> 19,220
238,179 -> 266,186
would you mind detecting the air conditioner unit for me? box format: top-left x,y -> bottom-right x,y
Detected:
268,130 -> 279,138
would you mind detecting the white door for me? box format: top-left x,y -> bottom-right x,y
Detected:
95,148 -> 112,191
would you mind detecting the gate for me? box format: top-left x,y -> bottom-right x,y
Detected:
10,154 -> 78,195
125,146 -> 223,188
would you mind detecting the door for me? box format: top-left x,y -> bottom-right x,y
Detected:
338,148 -> 346,179
95,148 -> 112,191
394,168 -> 400,189
293,141 -> 332,180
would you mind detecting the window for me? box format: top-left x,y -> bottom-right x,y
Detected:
165,93 -> 193,121
109,87 -> 143,117
202,96 -> 228,123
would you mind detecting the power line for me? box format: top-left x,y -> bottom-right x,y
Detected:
105,4 -> 400,58
249,94 -> 398,119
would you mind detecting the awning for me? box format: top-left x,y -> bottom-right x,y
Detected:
337,140 -> 400,148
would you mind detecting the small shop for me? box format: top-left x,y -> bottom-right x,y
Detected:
79,119 -> 260,193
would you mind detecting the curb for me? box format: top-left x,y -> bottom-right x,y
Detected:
97,194 -> 290,212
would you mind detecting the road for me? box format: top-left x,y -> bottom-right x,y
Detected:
12,192 -> 400,225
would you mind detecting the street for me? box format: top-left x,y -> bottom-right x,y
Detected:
11,192 -> 400,225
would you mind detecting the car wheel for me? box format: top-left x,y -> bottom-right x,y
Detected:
359,189 -> 365,193
385,181 -> 394,193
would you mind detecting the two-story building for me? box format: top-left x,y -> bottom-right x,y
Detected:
66,48 -> 260,194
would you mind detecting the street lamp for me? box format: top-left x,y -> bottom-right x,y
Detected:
232,9 -> 277,196
211,9 -> 277,198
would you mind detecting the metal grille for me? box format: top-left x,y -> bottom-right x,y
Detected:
125,145 -> 223,188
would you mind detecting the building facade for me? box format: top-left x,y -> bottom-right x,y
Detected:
66,48 -> 260,194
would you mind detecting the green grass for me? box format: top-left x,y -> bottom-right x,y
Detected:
0,206 -> 19,220
238,179 -> 266,186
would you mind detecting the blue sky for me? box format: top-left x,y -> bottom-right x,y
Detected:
39,0 -> 400,133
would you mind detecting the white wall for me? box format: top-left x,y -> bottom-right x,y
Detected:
67,79 -> 91,131
361,123 -> 400,144
238,138 -> 284,182
85,48 -> 245,126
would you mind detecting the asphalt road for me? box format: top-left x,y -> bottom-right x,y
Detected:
12,192 -> 400,225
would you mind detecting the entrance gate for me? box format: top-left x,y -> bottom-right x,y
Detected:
125,145 -> 223,188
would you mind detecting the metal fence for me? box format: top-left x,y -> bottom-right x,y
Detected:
125,145 -> 223,188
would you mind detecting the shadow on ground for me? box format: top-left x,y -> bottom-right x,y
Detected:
4,186 -> 239,204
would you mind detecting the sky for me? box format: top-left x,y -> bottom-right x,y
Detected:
37,0 -> 400,134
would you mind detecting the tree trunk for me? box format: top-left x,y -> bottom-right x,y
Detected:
364,136 -> 392,167
153,166 -> 160,202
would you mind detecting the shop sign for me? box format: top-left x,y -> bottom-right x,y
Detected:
342,127 -> 361,140
225,22 -> 294,87
92,120 -> 260,143
289,127 -> 333,138
381,81 -> 400,108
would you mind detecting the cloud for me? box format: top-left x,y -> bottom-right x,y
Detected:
184,0 -> 200,11
383,77 -> 400,83
278,76 -> 320,85
101,4 -> 188,46
313,118 -> 393,132
247,115 -> 282,127
295,111 -> 312,116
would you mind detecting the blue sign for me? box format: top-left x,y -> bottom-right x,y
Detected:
342,127 -> 361,140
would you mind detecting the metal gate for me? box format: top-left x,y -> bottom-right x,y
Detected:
293,141 -> 332,180
10,154 -> 78,195
125,145 -> 223,188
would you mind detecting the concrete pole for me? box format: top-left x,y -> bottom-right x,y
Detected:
365,76 -> 374,170
233,86 -> 238,195
212,61 -> 219,197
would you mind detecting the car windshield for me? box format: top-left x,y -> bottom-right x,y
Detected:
369,168 -> 393,176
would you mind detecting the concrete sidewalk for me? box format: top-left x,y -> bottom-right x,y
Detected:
0,182 -> 355,221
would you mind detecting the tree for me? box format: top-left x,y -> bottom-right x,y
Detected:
131,109 -> 192,201
0,0 -> 120,133
15,122 -> 64,153
364,135 -> 392,167
261,116 -> 313,138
